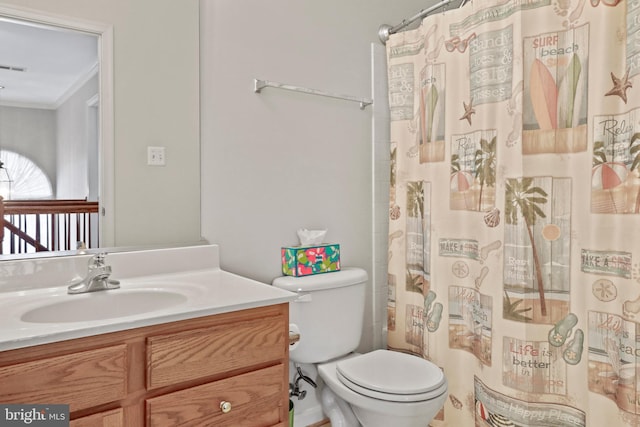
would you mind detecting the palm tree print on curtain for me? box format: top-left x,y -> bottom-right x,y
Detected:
504,177 -> 571,324
475,136 -> 497,211
404,181 -> 432,351
406,181 -> 429,294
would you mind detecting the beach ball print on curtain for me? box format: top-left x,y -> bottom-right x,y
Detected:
385,0 -> 640,425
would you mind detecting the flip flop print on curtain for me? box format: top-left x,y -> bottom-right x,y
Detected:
547,312 -> 585,364
423,290 -> 444,333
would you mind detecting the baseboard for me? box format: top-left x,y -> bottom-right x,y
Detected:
306,419 -> 331,427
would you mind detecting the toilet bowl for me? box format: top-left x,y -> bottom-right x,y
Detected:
271,268 -> 447,426
317,350 -> 447,427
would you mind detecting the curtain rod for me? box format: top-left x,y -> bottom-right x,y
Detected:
378,0 -> 454,44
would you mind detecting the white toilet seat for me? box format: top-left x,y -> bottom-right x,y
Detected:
335,350 -> 447,403
318,352 -> 449,422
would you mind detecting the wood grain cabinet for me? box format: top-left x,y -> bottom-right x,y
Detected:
70,408 -> 124,427
0,304 -> 289,427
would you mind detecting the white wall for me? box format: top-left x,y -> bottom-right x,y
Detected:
56,73 -> 98,200
200,0 -> 431,353
0,105 -> 56,187
1,0 -> 202,247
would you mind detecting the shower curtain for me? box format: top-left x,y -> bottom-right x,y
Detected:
385,0 -> 640,425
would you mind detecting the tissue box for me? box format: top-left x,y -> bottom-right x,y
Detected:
281,243 -> 340,277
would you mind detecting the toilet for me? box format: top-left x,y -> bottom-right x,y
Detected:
272,267 -> 447,427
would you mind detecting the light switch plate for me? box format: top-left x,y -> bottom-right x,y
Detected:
147,146 -> 166,166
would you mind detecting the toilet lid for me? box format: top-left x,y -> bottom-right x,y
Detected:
336,350 -> 447,402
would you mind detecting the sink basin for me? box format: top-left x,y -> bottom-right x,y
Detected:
20,289 -> 188,323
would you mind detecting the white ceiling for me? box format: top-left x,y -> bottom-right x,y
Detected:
0,18 -> 98,109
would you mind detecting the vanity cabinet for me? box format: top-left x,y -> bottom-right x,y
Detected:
0,304 -> 289,427
71,409 -> 124,427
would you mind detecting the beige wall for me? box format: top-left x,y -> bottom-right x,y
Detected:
1,0 -> 202,247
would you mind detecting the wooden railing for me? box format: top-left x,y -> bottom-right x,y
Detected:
0,198 -> 100,254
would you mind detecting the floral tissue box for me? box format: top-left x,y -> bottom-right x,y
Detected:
281,243 -> 340,277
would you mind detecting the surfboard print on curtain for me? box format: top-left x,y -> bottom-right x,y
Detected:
418,64 -> 446,163
523,25 -> 589,154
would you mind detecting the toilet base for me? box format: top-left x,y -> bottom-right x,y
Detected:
317,353 -> 447,427
350,402 -> 441,427
322,383 -> 444,427
321,386 -> 359,427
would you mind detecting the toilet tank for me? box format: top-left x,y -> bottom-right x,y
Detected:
272,267 -> 368,364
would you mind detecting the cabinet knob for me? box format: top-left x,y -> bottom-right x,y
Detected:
220,401 -> 232,414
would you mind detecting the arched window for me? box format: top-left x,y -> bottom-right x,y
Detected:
0,150 -> 53,200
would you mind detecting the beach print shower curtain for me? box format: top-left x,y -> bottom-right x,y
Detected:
386,0 -> 640,425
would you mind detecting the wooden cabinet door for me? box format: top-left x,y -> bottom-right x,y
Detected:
147,309 -> 286,389
70,408 -> 123,427
0,344 -> 127,412
146,364 -> 286,427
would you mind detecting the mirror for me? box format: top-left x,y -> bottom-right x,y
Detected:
0,4 -> 114,257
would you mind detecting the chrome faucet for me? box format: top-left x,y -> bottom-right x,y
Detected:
67,253 -> 120,294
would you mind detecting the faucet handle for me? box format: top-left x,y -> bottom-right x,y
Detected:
89,252 -> 107,267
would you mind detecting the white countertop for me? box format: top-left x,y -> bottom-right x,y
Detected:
0,244 -> 296,351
